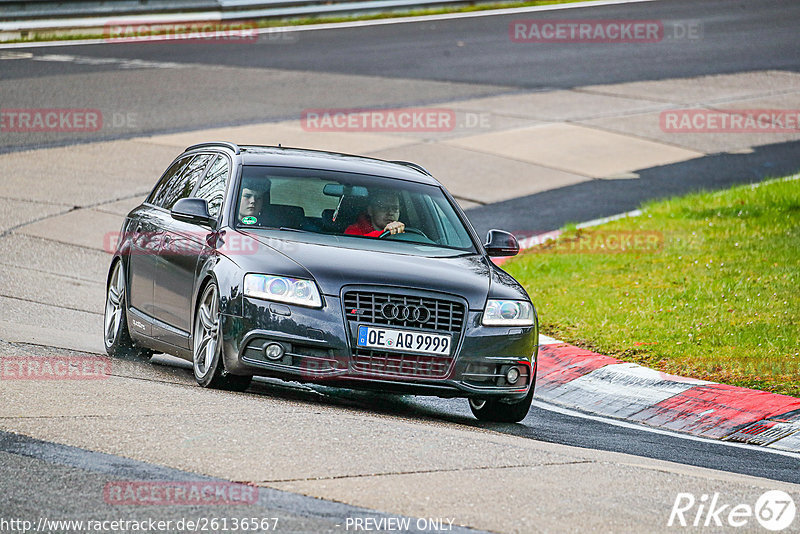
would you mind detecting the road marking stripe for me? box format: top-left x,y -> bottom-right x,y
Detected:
0,0 -> 657,49
251,0 -> 659,33
538,334 -> 562,345
575,208 -> 642,229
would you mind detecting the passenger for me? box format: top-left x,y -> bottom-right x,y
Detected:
238,177 -> 269,223
344,189 -> 405,237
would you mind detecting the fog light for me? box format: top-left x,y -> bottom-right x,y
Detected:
506,366 -> 521,385
264,343 -> 285,361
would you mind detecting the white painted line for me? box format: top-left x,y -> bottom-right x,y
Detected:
27,53 -> 190,69
512,209 -> 643,258
532,399 -> 800,460
768,431 -> 800,453
517,229 -> 562,250
0,0 -> 658,49
744,172 -> 800,189
538,334 -> 563,345
575,208 -> 642,229
251,0 -> 658,33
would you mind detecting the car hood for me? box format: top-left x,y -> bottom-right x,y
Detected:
241,233 -> 495,309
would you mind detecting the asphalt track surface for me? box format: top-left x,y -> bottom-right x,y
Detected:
0,429 -> 484,533
264,381 -> 800,485
1,350 -> 799,528
2,0 -> 800,527
4,0 -> 799,88
2,0 -> 800,232
2,0 -> 800,144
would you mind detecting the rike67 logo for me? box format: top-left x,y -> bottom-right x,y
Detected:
669,490 -> 796,531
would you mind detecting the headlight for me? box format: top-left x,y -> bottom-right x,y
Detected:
243,274 -> 322,308
482,300 -> 534,326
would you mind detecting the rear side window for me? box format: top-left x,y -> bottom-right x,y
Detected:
147,156 -> 191,206
149,154 -> 214,209
193,154 -> 230,218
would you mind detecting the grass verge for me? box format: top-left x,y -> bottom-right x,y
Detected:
505,176 -> 800,397
4,0 -> 588,44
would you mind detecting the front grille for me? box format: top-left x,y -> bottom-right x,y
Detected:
343,290 -> 465,333
351,348 -> 450,379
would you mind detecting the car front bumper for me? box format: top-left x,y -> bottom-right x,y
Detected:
220,295 -> 538,400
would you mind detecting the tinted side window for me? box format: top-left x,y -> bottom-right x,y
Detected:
152,154 -> 214,210
193,154 -> 229,218
147,156 -> 192,206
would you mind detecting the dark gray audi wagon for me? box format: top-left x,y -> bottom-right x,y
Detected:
104,142 -> 538,422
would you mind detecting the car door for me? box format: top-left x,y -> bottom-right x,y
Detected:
151,153 -> 217,348
127,156 -> 193,330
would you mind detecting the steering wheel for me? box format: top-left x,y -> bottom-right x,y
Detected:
379,227 -> 429,240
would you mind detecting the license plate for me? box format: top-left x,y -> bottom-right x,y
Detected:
357,325 -> 451,356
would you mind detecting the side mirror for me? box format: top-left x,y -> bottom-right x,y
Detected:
484,230 -> 519,257
171,198 -> 216,229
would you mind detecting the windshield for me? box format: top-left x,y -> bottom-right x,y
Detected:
234,165 -> 477,254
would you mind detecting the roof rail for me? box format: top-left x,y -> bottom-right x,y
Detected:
389,160 -> 432,176
184,141 -> 240,155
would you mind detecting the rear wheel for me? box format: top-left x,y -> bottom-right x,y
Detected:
193,281 -> 252,392
104,261 -> 152,360
468,388 -> 534,423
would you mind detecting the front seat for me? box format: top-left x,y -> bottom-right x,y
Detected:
260,204 -> 305,229
325,196 -> 366,233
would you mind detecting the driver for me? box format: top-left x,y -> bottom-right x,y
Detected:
344,189 -> 405,237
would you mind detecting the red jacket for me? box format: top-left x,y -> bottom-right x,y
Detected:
344,214 -> 382,237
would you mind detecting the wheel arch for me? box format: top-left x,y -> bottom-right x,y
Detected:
192,272 -> 218,342
106,254 -> 122,289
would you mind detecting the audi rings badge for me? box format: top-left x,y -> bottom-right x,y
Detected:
380,302 -> 431,323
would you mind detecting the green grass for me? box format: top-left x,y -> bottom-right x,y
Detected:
505,176 -> 800,397
4,0 -> 589,44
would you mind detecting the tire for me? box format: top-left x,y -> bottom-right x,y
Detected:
104,261 -> 153,360
192,281 -> 252,392
468,387 -> 534,423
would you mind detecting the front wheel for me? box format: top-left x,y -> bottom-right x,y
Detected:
192,281 -> 252,392
468,388 -> 533,423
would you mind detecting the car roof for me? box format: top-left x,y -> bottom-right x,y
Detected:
184,142 -> 441,186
